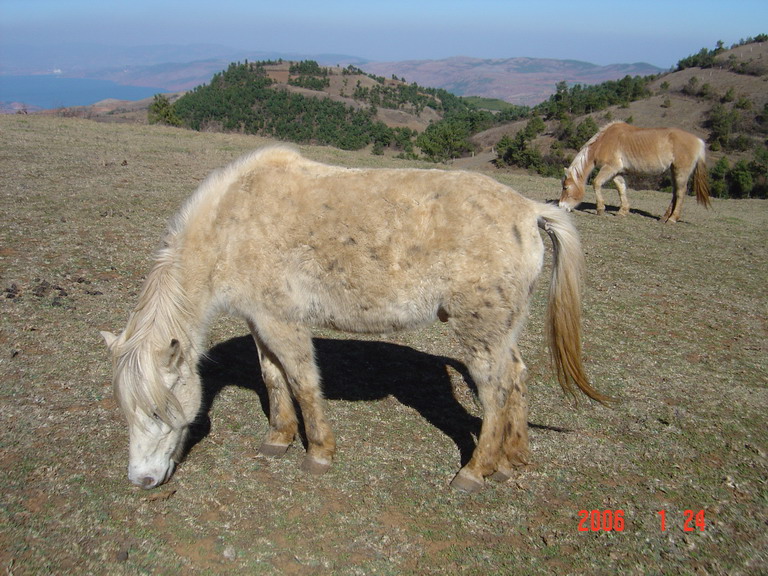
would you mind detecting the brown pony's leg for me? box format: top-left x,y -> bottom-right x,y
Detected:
592,165 -> 619,215
251,319 -> 336,474
665,165 -> 690,223
613,176 -> 630,216
250,326 -> 298,457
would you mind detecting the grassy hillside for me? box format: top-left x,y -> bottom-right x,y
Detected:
1,115 -> 766,575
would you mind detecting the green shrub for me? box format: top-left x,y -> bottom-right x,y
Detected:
147,94 -> 181,127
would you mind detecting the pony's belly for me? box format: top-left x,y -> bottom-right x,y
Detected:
627,163 -> 667,176
309,298 -> 440,334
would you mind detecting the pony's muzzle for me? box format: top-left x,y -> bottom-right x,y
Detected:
129,461 -> 175,489
558,201 -> 573,212
139,476 -> 159,489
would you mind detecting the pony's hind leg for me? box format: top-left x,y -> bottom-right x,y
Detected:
250,325 -> 298,457
664,166 -> 690,223
490,345 -> 530,483
250,319 -> 336,474
450,326 -> 525,492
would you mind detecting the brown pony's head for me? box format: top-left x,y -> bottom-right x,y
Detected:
559,168 -> 585,212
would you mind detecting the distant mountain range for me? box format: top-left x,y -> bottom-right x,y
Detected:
0,43 -> 664,106
363,57 -> 664,106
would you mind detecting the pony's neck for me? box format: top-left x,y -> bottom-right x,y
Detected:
569,144 -> 595,186
127,239 -> 209,361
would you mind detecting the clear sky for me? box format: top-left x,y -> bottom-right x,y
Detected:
1,0 -> 766,68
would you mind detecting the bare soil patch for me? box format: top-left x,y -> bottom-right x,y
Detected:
1,116 -> 766,575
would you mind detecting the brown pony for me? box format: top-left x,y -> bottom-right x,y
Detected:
102,146 -> 609,494
559,122 -> 711,222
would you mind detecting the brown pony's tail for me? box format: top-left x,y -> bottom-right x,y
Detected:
693,157 -> 711,208
537,206 -> 612,405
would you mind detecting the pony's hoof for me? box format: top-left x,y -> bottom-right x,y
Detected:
301,456 -> 331,475
489,468 -> 513,483
507,450 -> 530,467
450,470 -> 484,493
259,442 -> 290,458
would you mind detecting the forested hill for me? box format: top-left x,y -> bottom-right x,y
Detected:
151,60 -> 528,157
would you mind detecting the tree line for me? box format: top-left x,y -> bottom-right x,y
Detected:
676,35 -> 768,75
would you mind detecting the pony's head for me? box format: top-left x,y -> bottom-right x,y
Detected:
559,168 -> 585,212
102,330 -> 202,489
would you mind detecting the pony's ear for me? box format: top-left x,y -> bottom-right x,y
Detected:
164,339 -> 184,371
101,331 -> 118,349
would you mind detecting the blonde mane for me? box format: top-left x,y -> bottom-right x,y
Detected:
136,150 -> 301,346
113,146 -> 305,426
567,122 -> 620,182
112,241 -> 193,426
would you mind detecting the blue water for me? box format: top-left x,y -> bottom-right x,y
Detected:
0,75 -> 165,109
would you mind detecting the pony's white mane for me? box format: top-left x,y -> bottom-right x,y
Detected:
567,122 -> 620,182
113,241 -> 192,426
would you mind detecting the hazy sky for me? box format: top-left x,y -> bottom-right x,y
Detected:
1,0 -> 766,67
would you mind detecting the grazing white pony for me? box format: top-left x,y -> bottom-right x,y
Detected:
103,146 -> 608,493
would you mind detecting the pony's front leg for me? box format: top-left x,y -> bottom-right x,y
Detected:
593,166 -> 617,215
613,176 -> 630,216
253,320 -> 336,474
593,186 -> 606,215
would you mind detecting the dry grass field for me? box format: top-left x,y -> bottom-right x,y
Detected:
1,115 -> 766,575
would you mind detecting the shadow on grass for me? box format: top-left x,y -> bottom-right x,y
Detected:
191,335 -> 482,467
189,334 -> 576,471
569,200 -> 661,221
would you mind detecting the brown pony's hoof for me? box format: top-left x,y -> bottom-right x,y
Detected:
259,442 -> 290,458
489,469 -> 513,483
301,456 -> 331,475
450,470 -> 484,493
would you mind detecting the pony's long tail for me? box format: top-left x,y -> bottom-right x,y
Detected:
693,157 -> 711,208
537,206 -> 611,404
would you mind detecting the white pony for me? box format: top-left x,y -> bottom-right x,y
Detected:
103,146 -> 608,493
